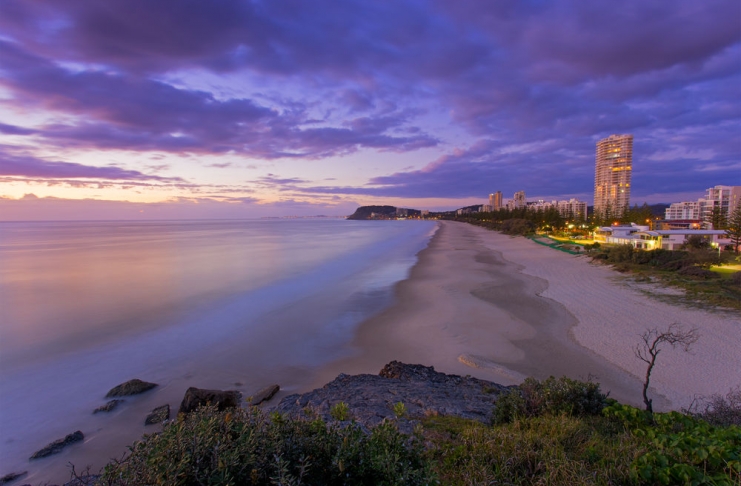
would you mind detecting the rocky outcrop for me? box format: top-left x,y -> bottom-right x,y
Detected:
105,379 -> 158,398
30,431 -> 84,460
93,399 -> 124,414
145,405 -> 170,425
346,205 -> 398,220
275,361 -> 511,431
178,387 -> 242,415
249,384 -> 280,405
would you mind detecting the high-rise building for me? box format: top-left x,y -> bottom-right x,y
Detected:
594,134 -> 633,218
701,185 -> 741,227
513,190 -> 526,209
489,191 -> 503,210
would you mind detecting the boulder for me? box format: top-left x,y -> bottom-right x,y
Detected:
30,431 -> 84,460
276,361 -> 511,433
178,387 -> 242,415
105,379 -> 158,398
144,404 -> 170,425
249,384 -> 280,405
93,399 -> 124,414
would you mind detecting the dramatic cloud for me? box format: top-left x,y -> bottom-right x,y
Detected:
0,0 -> 738,213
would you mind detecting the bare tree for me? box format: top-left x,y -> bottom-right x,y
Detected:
634,323 -> 699,413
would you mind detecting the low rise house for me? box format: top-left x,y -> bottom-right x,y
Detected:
633,230 -> 728,250
593,223 -> 649,244
594,225 -> 727,250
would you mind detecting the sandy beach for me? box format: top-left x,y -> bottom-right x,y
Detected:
7,219 -> 740,484
316,221 -> 740,410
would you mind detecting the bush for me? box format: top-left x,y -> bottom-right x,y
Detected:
604,244 -> 634,263
493,376 -> 608,424
500,218 -> 535,236
686,387 -> 741,427
604,403 -> 741,484
678,266 -> 721,279
685,248 -> 722,268
99,406 -> 434,485
425,414 -> 635,486
660,259 -> 693,271
731,272 -> 741,286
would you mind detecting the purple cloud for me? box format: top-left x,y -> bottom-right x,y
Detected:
0,0 -> 738,204
0,123 -> 37,136
0,150 -> 184,182
0,40 -> 437,157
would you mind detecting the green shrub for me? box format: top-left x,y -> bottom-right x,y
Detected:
604,403 -> 741,485
98,406 -> 434,485
425,414 -> 636,486
500,218 -> 535,236
493,376 -> 607,424
393,401 -> 407,418
329,401 -> 350,421
605,244 -> 634,263
678,265 -> 721,279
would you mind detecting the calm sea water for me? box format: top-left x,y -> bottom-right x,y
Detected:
0,219 -> 436,482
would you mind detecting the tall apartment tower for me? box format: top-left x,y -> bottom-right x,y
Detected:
594,134 -> 633,218
513,190 -> 526,209
489,191 -> 503,210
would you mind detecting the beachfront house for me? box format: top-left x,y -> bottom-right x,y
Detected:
593,223 -> 649,245
632,230 -> 728,250
593,224 -> 728,250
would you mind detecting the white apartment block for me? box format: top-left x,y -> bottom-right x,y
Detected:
527,198 -> 587,221
665,200 -> 703,220
557,199 -> 588,221
665,185 -> 741,228
701,185 -> 741,225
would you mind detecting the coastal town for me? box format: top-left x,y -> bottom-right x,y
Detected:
354,134 -> 741,254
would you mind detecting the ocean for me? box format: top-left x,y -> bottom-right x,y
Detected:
0,219 -> 436,483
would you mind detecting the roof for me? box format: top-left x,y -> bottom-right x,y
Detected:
654,230 -> 727,235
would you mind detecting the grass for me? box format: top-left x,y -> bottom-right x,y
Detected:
423,414 -> 638,486
711,264 -> 741,278
643,268 -> 741,311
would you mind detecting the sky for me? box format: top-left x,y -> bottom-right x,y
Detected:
0,0 -> 739,220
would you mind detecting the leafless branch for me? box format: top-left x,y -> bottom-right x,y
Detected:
634,323 -> 699,413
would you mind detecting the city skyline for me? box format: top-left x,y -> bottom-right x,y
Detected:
0,1 -> 739,220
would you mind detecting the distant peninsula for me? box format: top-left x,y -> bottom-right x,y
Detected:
347,205 -> 417,220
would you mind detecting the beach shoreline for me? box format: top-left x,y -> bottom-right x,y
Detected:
6,219 -> 739,484
313,220 -> 740,411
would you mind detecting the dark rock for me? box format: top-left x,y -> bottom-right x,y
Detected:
105,379 -> 158,398
29,431 -> 84,460
0,471 -> 27,485
249,384 -> 280,405
145,404 -> 170,425
275,361 -> 511,433
93,399 -> 124,414
178,387 -> 242,415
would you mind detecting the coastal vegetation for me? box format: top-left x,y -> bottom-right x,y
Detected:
592,244 -> 741,311
90,377 -> 740,486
